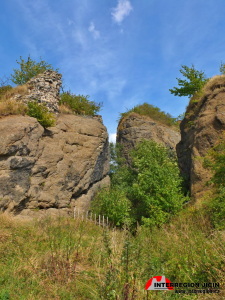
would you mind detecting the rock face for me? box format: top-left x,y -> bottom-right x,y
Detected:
0,114 -> 110,214
177,75 -> 225,199
13,70 -> 62,112
117,112 -> 180,163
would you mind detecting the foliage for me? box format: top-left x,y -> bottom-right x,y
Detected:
169,65 -> 208,98
94,140 -> 187,228
60,92 -> 102,116
219,62 -> 225,74
128,140 -> 186,226
119,103 -> 177,127
10,55 -> 56,85
27,101 -> 55,128
0,209 -> 224,299
91,189 -> 132,227
203,136 -> 225,229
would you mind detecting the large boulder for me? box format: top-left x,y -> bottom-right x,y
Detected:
177,75 -> 225,199
0,114 -> 110,214
117,112 -> 180,163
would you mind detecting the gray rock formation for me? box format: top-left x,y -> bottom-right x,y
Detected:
0,114 -> 110,214
177,75 -> 225,199
117,112 -> 180,163
13,70 -> 62,112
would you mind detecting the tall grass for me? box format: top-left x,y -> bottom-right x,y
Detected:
0,209 -> 224,299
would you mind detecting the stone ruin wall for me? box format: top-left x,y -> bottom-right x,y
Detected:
13,70 -> 62,112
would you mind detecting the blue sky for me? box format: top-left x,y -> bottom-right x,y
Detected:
1,0 -> 225,142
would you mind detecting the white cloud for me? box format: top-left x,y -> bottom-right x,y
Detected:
112,0 -> 133,24
88,22 -> 100,39
109,133 -> 117,143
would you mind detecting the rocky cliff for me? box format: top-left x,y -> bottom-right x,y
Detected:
0,114 -> 109,215
0,70 -> 110,215
177,75 -> 225,199
117,112 -> 180,163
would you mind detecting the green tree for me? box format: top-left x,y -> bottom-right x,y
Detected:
11,56 -> 57,85
169,65 -> 208,98
92,140 -> 187,228
128,140 -> 186,226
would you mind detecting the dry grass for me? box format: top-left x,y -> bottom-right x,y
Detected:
185,75 -> 225,118
58,104 -> 74,114
0,84 -> 28,116
0,84 -> 28,102
0,99 -> 27,116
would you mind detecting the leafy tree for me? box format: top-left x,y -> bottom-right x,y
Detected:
128,140 -> 186,226
11,56 -> 57,85
92,140 -> 187,228
169,65 -> 208,98
60,91 -> 102,115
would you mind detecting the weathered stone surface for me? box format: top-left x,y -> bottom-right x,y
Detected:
13,70 -> 62,112
177,75 -> 225,199
117,112 -> 180,163
0,114 -> 109,214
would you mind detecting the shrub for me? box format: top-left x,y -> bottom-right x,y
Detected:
60,92 -> 102,116
27,101 -> 56,128
119,103 -> 177,127
91,189 -> 132,227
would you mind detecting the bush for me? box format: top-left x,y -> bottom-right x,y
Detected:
91,189 -> 132,227
119,103 -> 177,127
27,101 -> 56,128
60,92 -> 102,116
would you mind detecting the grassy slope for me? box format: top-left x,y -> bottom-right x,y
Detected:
0,208 -> 224,300
118,103 -> 179,130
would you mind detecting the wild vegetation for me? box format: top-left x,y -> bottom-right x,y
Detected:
10,55 -> 57,85
27,101 -> 56,128
0,206 -> 224,299
59,92 -> 102,116
169,65 -> 208,98
119,103 -> 178,127
0,56 -> 102,126
91,140 -> 187,228
203,134 -> 225,230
